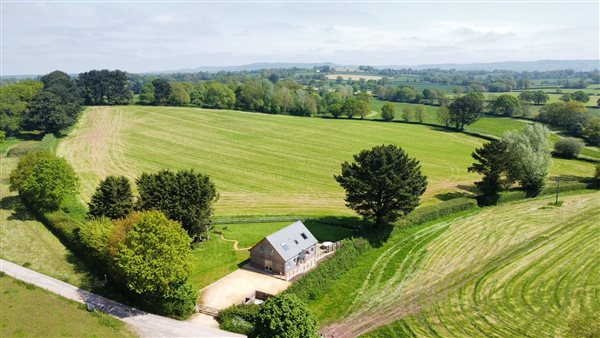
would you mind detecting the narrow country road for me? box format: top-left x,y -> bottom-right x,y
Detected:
1,259 -> 244,338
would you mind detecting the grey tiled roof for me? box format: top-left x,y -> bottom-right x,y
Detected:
265,221 -> 318,262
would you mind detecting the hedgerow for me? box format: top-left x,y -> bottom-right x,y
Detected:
284,238 -> 370,302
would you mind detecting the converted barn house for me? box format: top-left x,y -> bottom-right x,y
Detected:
249,221 -> 318,275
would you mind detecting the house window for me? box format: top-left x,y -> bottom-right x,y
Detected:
294,240 -> 299,245
311,247 -> 314,252
270,248 -> 274,256
259,245 -> 264,254
301,233 -> 308,240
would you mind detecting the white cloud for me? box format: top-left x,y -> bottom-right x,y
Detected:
1,2 -> 598,74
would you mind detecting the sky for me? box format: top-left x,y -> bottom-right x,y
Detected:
1,0 -> 599,75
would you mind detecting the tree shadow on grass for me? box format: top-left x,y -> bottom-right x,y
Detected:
304,215 -> 393,248
0,195 -> 37,221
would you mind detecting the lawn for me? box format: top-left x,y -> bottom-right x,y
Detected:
58,106 -> 595,216
216,220 -> 360,248
315,192 -> 600,337
0,274 -> 134,337
191,220 -> 359,290
0,157 -> 95,288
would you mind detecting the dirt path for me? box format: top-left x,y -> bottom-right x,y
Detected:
220,234 -> 251,251
0,259 -> 243,338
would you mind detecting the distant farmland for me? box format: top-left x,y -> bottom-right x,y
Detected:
327,73 -> 383,81
58,106 -> 595,216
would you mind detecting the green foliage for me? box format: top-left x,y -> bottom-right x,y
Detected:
335,144 -> 428,226
436,105 -> 451,126
503,124 -> 552,194
88,175 -> 134,220
202,81 -> 236,109
218,304 -> 260,335
77,69 -> 132,105
21,71 -> 82,134
381,102 -> 396,121
448,92 -> 485,130
403,198 -> 479,225
570,90 -> 590,103
151,79 -> 171,105
18,157 -> 79,211
9,150 -> 54,192
488,94 -> 520,116
10,151 -> 78,211
136,169 -> 219,241
23,91 -> 80,133
254,293 -> 319,338
285,238 -> 370,302
401,106 -> 412,122
565,311 -> 600,338
168,82 -> 192,106
554,137 -> 584,158
468,140 -> 510,204
595,163 -> 600,183
112,211 -> 193,296
78,217 -> 114,264
496,179 -> 589,204
414,104 -> 426,123
146,282 -> 198,319
0,80 -> 43,135
139,82 -> 155,105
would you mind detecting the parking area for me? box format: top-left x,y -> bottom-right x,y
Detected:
199,269 -> 291,310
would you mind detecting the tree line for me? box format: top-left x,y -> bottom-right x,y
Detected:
9,148 -> 218,318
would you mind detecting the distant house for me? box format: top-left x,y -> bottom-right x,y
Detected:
249,221 -> 318,275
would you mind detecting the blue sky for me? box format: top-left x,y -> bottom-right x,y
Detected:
2,1 -> 599,75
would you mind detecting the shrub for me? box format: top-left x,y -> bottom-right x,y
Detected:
146,282 -> 198,319
7,141 -> 43,157
78,217 -> 114,264
497,180 -> 590,204
403,198 -> 479,225
218,304 -> 260,335
554,138 -> 584,158
285,238 -> 370,302
18,156 -> 79,211
254,293 -> 319,338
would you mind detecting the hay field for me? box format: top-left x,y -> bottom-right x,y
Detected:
320,192 -> 600,337
327,74 -> 383,81
58,106 -> 595,216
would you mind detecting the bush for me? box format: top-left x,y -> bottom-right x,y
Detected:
146,282 -> 198,319
7,141 -> 42,157
18,156 -> 79,211
554,137 -> 584,158
285,238 -> 370,302
218,304 -> 260,335
254,293 -> 319,338
402,198 -> 479,225
497,180 -> 591,204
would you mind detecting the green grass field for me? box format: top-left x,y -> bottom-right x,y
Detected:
0,274 -> 134,337
191,220 -> 359,290
314,192 -> 600,337
0,157 -> 96,288
58,106 -> 595,216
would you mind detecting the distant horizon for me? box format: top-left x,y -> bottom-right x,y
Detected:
2,58 -> 599,77
2,1 -> 598,75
